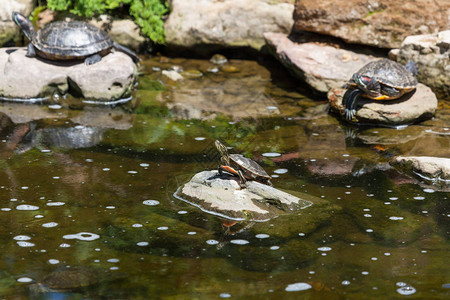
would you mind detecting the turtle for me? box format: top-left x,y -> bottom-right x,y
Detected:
12,12 -> 140,65
215,140 -> 272,187
343,59 -> 418,120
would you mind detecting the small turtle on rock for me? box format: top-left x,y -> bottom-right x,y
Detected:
215,140 -> 272,187
343,59 -> 418,120
12,12 -> 140,65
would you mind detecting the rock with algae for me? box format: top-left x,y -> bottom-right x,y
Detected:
174,170 -> 314,221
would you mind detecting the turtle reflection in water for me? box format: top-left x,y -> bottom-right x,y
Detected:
343,59 -> 418,120
215,140 -> 272,187
12,12 -> 140,65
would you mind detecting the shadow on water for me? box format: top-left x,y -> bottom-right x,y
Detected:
0,53 -> 448,298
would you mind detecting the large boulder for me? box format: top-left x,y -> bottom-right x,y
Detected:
264,32 -> 375,93
174,170 -> 315,221
0,0 -> 34,46
0,48 -> 137,101
389,31 -> 450,99
293,0 -> 450,49
164,0 -> 294,53
328,83 -> 437,125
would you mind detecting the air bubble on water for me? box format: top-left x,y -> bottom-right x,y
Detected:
103,168 -> 110,171
384,202 -> 391,205
46,202 -> 65,206
384,252 -> 391,256
137,242 -> 149,246
41,149 -> 51,153
157,227 -> 168,231
85,159 -> 93,162
106,206 -> 115,209
362,271 -> 369,275
219,293 -> 231,298
396,285 -> 416,295
389,197 -> 398,200
14,235 -> 31,241
389,216 -> 404,220
35,215 -> 44,218
128,171 -> 138,174
21,186 -> 29,190
262,152 -> 281,158
317,246 -> 332,252
364,214 -> 372,217
59,243 -> 71,248
366,229 -> 374,233
442,283 -> 450,289
270,246 -> 280,250
42,222 -> 58,228
371,257 -> 378,261
298,233 -> 305,236
107,258 -> 120,263
310,159 -> 316,162
285,282 -> 312,292
396,282 -> 407,287
187,232 -> 196,235
48,259 -> 60,264
140,163 -> 149,167
17,277 -> 33,283
421,250 -> 427,253
230,239 -> 249,245
132,224 -> 143,228
206,239 -> 219,245
63,232 -> 100,241
178,210 -> 188,214
16,205 -> 39,211
1,208 -> 11,211
110,266 -> 119,271
10,198 -> 17,201
274,168 -> 288,174
342,154 -> 350,157
17,241 -> 35,247
266,106 -> 278,110
413,196 -> 425,200
255,234 -> 270,239
195,137 -> 206,141
52,176 -> 60,179
342,280 -> 351,286
48,104 -> 62,109
272,174 -> 279,178
143,200 -> 160,206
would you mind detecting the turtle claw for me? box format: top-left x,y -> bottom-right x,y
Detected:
342,89 -> 361,121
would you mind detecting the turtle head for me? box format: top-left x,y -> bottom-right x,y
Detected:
215,140 -> 231,165
12,12 -> 34,41
351,73 -> 380,98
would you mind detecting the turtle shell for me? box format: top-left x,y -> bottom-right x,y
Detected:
229,154 -> 271,181
354,59 -> 417,89
32,21 -> 113,60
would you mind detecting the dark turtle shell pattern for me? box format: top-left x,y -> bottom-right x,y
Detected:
229,154 -> 271,182
33,21 -> 114,60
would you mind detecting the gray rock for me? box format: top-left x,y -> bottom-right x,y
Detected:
174,170 -> 312,221
165,0 -> 294,52
0,48 -> 137,101
0,0 -> 34,46
328,83 -> 437,125
389,31 -> 450,99
90,15 -> 148,52
264,32 -> 375,93
391,156 -> 450,183
293,0 -> 450,49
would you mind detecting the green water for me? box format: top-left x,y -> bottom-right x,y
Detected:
0,55 -> 448,299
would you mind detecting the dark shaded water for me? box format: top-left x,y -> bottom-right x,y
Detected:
0,55 -> 449,299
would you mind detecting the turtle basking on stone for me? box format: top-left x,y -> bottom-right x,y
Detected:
343,59 -> 418,120
215,140 -> 272,187
12,12 -> 140,65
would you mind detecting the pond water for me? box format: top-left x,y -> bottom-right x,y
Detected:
0,55 -> 449,299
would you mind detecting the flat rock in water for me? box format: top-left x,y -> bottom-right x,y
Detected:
391,156 -> 450,183
328,83 -> 437,126
175,170 -> 312,221
264,32 -> 374,93
0,48 -> 137,101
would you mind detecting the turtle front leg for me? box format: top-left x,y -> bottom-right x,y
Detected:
381,85 -> 402,99
26,43 -> 36,58
343,89 -> 361,120
85,54 -> 102,65
237,170 -> 248,188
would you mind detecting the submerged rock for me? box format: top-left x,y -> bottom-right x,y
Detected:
264,32 -> 374,93
164,0 -> 294,53
389,30 -> 450,99
390,156 -> 450,183
328,83 -> 437,125
0,48 -> 137,101
293,0 -> 450,49
174,170 -> 312,221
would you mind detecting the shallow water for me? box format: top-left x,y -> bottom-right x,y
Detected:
0,55 -> 448,299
